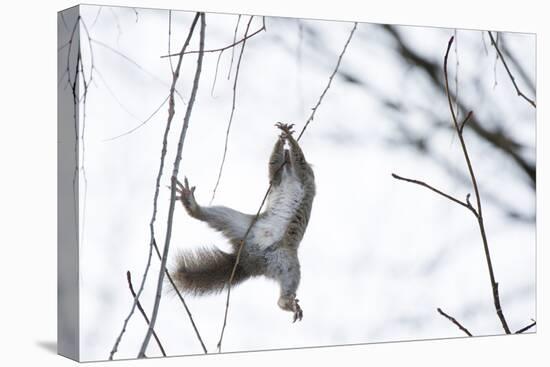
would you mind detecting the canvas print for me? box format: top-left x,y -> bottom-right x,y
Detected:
57,4 -> 537,362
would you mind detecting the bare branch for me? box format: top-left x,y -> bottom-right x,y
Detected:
160,16 -> 265,58
487,31 -> 536,108
210,16 -> 254,204
91,6 -> 102,28
103,94 -> 170,142
459,110 -> 473,134
515,319 -> 536,334
138,12 -> 207,358
437,308 -> 473,337
227,15 -> 242,79
109,13 -> 204,360
297,22 -> 357,140
211,49 -> 224,96
126,271 -> 166,357
444,36 -> 511,334
168,10 -> 174,75
91,39 -> 185,102
391,173 -> 477,215
151,238 -> 207,353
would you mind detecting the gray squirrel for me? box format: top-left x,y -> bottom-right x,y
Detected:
172,122 -> 315,322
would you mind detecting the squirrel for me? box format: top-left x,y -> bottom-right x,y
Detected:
172,122 -> 315,322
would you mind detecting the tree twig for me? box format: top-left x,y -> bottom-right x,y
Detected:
103,94 -> 171,142
297,22 -> 357,140
215,21 -> 357,353
391,173 -> 476,215
126,271 -> 166,357
514,319 -> 536,334
443,36 -> 511,334
487,31 -> 536,108
160,17 -> 265,58
109,13 -> 203,360
437,308 -> 473,337
151,238 -> 207,353
227,15 -> 242,79
210,16 -> 254,204
138,12 -> 207,358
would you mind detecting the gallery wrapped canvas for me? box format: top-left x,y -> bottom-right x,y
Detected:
58,4 -> 536,362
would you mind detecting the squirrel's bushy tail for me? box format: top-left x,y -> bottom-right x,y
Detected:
172,247 -> 249,295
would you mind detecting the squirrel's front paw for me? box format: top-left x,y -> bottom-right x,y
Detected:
278,295 -> 303,323
275,122 -> 295,139
175,177 -> 199,216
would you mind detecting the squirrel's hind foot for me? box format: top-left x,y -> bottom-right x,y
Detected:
278,295 -> 303,323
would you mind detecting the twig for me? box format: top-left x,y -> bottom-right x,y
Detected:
500,38 -> 535,93
103,94 -> 170,142
210,16 -> 254,204
109,13 -> 203,360
93,67 -> 143,121
515,319 -> 536,334
391,173 -> 476,215
138,12 -> 206,358
487,31 -> 536,108
297,22 -> 357,140
437,308 -> 473,336
91,39 -> 185,102
211,49 -> 224,96
216,21 -> 357,353
168,10 -> 174,75
443,36 -> 511,334
153,238 -> 207,353
126,271 -> 166,356
91,6 -> 102,28
227,15 -> 242,79
160,17 -> 265,58
459,110 -> 473,134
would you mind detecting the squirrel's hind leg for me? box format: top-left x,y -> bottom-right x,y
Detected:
265,248 -> 303,322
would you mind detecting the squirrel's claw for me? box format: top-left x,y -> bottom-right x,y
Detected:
275,122 -> 296,139
292,299 -> 303,323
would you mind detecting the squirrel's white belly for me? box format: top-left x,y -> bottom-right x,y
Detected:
250,175 -> 304,250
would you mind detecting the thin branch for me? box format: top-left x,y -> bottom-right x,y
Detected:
109,13 -> 203,360
91,39 -> 185,102
210,16 -> 254,205
161,16 -> 265,58
391,173 -> 476,215
93,67 -> 143,122
297,22 -> 357,140
443,36 -> 511,334
152,238 -> 207,353
168,10 -> 175,75
126,271 -> 166,357
459,110 -> 473,134
138,12 -> 206,358
515,319 -> 536,334
227,15 -> 242,79
216,21 -> 357,353
437,308 -> 473,337
500,37 -> 535,93
487,31 -> 536,108
103,94 -> 170,142
91,6 -> 102,28
211,49 -> 224,96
